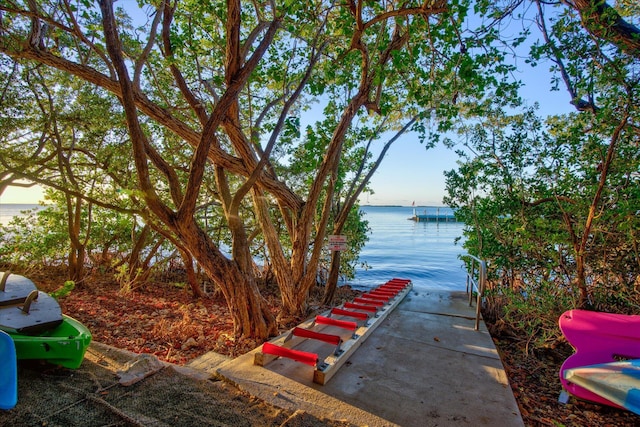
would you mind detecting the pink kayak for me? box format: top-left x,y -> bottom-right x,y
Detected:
559,309 -> 640,408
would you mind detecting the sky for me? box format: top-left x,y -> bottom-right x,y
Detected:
360,64 -> 574,206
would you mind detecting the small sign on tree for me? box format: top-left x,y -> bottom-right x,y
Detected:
328,235 -> 348,251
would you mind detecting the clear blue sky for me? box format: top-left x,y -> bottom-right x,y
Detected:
361,66 -> 574,206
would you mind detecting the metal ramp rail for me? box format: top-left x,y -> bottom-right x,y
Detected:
462,254 -> 487,331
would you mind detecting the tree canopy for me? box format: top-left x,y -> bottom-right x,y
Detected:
1,0 -> 508,338
444,0 -> 639,347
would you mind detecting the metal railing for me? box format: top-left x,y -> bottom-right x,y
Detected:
462,254 -> 487,331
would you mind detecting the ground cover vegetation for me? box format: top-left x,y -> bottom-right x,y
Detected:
0,0 -> 639,424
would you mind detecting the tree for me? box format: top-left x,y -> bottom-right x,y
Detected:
564,0 -> 640,57
0,56 -> 153,283
444,1 -> 639,346
532,0 -> 639,304
0,0 -> 518,338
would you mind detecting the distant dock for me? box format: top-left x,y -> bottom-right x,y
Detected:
409,207 -> 459,222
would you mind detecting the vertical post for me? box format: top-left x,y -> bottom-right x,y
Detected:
465,268 -> 470,294
474,260 -> 487,331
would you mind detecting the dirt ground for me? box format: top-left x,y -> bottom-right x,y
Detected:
3,272 -> 640,426
0,341 -> 353,427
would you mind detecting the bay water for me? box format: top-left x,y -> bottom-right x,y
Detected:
351,205 -> 467,292
0,203 -> 43,226
0,204 -> 469,292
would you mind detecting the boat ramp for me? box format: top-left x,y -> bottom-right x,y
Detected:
203,287 -> 524,427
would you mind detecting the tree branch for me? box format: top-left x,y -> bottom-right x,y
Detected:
565,0 -> 640,58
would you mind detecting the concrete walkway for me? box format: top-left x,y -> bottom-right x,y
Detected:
190,289 -> 524,427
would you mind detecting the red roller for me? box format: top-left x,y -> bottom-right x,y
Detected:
376,284 -> 400,291
362,293 -> 390,302
292,327 -> 342,346
369,290 -> 397,297
377,288 -> 402,295
344,302 -> 378,313
382,282 -> 407,288
379,284 -> 405,291
375,285 -> 398,291
331,307 -> 369,320
353,297 -> 384,306
388,278 -> 411,285
315,315 -> 357,331
261,342 -> 318,367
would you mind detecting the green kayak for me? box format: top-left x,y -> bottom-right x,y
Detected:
9,315 -> 92,369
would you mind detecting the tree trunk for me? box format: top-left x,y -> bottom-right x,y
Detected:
178,248 -> 204,298
177,220 -> 276,338
250,188 -> 298,320
67,196 -> 87,283
322,250 -> 341,305
126,221 -> 150,284
68,246 -> 86,283
99,1 -> 276,338
575,254 -> 589,306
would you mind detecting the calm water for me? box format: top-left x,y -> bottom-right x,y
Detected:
0,204 -> 468,291
351,205 -> 467,291
0,203 -> 43,226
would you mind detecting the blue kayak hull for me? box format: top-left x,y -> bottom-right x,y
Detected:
0,330 -> 17,410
